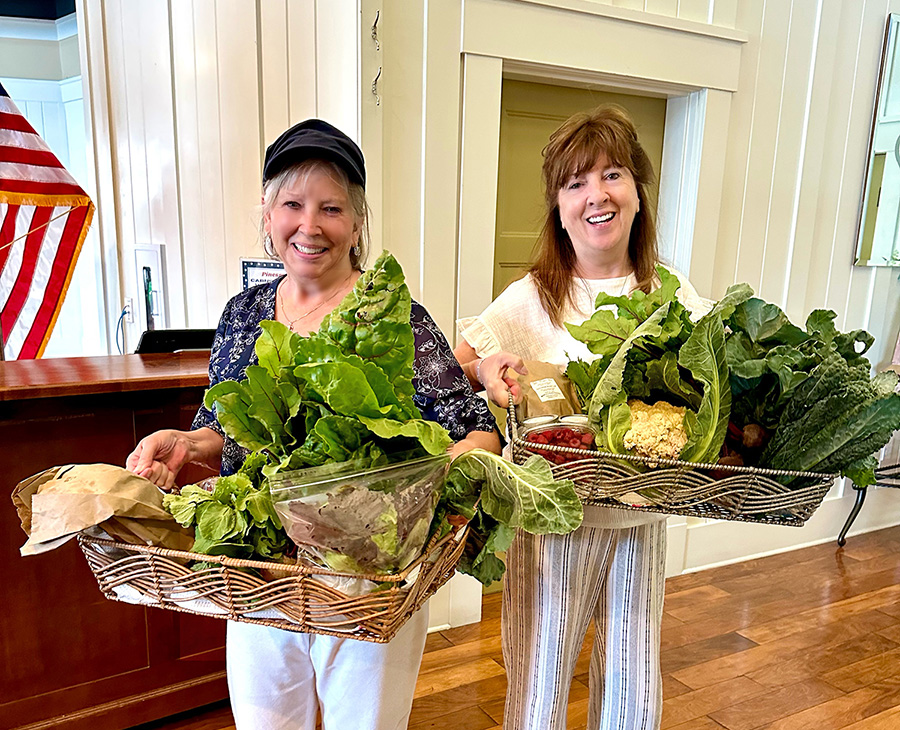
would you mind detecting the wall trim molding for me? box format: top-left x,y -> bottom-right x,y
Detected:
0,13 -> 77,41
511,0 -> 749,43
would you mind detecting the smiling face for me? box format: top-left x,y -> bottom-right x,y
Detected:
556,153 -> 640,275
263,164 -> 360,284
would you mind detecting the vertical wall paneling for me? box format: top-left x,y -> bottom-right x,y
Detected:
802,0 -> 867,323
75,0 -> 118,353
141,0 -> 184,330
678,0 -> 711,24
213,0 -> 264,294
381,0 -> 425,298
419,0 -> 464,335
456,54 -> 504,326
315,0 -> 360,140
711,0 -> 764,297
360,0 -> 384,258
731,1 -> 793,299
285,0 -> 318,127
644,0 -> 679,17
783,0 -> 843,322
102,0 -> 143,344
758,0 -> 820,306
688,88 -> 732,296
259,1 -> 291,154
171,0 -> 213,325
710,0 -> 738,28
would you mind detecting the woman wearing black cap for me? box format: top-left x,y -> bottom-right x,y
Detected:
126,119 -> 500,729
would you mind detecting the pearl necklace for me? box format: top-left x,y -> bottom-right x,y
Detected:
278,272 -> 354,332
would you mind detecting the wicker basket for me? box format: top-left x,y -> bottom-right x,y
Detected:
508,401 -> 836,526
77,526 -> 467,643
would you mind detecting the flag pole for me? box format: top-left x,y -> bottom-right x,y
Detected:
0,320 -> 5,361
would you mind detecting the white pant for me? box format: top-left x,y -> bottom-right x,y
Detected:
502,520 -> 667,730
226,607 -> 429,730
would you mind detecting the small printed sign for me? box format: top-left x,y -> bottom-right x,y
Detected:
241,258 -> 285,290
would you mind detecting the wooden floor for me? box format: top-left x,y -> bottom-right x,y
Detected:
135,525 -> 900,730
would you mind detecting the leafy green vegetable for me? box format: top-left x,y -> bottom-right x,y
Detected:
566,267 -> 739,464
437,449 -> 582,585
163,475 -> 290,561
677,312 -> 731,464
170,251 -> 580,584
760,356 -> 900,485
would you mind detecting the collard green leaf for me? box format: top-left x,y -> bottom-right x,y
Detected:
644,351 -> 703,409
597,395 -> 632,454
730,299 -> 809,345
677,312 -> 731,463
704,282 -> 754,322
449,450 -> 583,535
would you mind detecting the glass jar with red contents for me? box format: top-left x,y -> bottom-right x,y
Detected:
521,421 -> 598,464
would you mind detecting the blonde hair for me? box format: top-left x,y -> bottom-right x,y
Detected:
261,158 -> 370,270
529,104 -> 659,327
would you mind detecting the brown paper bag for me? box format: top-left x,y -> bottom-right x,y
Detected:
12,464 -> 194,556
513,360 -> 580,422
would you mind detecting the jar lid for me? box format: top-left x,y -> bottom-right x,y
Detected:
560,415 -> 590,426
522,415 -> 558,427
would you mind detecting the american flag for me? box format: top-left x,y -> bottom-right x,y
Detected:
0,82 -> 95,360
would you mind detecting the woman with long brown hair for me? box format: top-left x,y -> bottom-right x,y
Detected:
454,104 -> 708,730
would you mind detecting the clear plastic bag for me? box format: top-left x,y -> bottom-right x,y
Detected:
270,454 -> 449,575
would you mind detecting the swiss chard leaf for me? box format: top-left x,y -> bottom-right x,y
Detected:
319,252 -> 417,399
357,415 -> 452,455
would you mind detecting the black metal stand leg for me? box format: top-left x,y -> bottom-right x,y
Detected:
837,487 -> 867,547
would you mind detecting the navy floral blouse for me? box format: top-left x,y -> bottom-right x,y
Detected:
192,277 -> 496,475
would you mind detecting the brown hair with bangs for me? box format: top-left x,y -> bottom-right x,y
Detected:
528,103 -> 659,327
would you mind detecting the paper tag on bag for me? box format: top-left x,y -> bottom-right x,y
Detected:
530,377 -> 567,403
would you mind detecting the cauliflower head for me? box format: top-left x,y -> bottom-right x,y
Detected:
622,399 -> 688,460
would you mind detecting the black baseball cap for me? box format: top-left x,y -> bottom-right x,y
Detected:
263,119 -> 366,188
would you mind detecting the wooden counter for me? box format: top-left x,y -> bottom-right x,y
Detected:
1,353 -> 226,730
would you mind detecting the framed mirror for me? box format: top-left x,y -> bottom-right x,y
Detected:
855,14 -> 900,266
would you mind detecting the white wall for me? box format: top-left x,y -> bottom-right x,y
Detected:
78,0 -> 361,350
71,0 -> 900,617
370,0 -> 900,575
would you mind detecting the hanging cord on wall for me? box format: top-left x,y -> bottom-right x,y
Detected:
114,306 -> 127,355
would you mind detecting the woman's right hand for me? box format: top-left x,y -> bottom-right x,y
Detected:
478,351 -> 529,408
126,430 -> 195,491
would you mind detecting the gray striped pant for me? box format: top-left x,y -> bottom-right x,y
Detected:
502,519 -> 666,730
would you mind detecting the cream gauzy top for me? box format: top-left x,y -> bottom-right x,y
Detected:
458,270 -> 711,529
